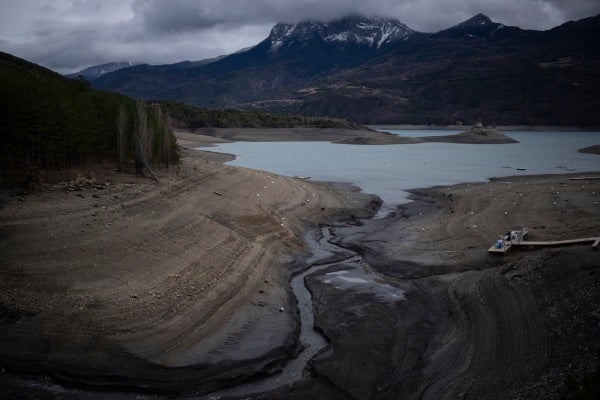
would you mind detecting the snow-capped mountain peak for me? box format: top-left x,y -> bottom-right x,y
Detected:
268,15 -> 414,52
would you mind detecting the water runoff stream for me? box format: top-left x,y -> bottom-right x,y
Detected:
205,220 -> 406,399
202,226 -> 362,399
8,225 -> 374,400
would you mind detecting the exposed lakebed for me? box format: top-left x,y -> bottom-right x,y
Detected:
198,129 -> 600,399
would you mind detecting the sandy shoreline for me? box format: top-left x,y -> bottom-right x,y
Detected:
1,131 -> 599,399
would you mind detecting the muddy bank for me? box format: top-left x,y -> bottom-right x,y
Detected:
188,126 -> 517,145
579,144 -> 600,155
295,248 -> 600,400
0,135 -> 380,396
191,126 -> 391,143
254,173 -> 600,400
423,125 -> 518,144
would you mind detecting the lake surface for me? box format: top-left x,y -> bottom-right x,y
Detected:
205,131 -> 600,214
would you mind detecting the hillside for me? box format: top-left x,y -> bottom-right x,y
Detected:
0,52 -> 179,186
90,14 -> 600,127
158,100 -> 365,129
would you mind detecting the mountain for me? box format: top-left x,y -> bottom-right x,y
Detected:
91,16 -> 416,106
68,55 -> 231,81
268,15 -> 413,52
90,14 -> 600,126
288,14 -> 600,125
66,61 -> 134,80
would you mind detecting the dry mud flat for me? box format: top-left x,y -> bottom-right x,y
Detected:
260,173 -> 600,400
0,145 -> 378,396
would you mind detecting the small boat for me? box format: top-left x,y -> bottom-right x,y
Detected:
516,167 -> 526,171
294,175 -> 311,180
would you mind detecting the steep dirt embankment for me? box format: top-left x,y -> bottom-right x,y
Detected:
0,141 -> 378,395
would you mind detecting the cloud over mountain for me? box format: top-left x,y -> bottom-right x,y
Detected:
0,0 -> 598,73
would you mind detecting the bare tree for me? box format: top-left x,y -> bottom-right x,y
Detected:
134,101 -> 157,181
163,113 -> 173,168
152,104 -> 175,168
117,105 -> 126,171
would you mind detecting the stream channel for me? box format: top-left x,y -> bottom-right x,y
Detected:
203,225 -> 363,399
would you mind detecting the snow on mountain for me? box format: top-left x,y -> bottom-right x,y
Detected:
268,15 -> 414,52
67,61 -> 134,80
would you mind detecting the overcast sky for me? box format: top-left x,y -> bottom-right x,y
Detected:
1,0 -> 599,74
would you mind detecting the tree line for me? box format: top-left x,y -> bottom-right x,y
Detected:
157,100 -> 364,130
0,52 -> 178,186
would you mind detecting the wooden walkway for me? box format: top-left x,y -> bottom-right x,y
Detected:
519,237 -> 600,247
489,236 -> 599,254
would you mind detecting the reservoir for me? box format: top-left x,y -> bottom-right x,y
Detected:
207,130 -> 600,214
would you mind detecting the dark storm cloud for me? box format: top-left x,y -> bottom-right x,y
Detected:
1,0 -> 599,74
131,0 -> 600,33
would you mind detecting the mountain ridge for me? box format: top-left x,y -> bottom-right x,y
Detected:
267,15 -> 414,52
89,13 -> 600,126
66,61 -> 134,80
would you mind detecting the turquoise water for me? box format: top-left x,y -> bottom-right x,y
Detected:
206,131 -> 600,214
